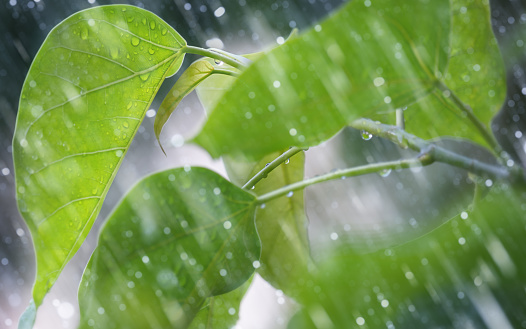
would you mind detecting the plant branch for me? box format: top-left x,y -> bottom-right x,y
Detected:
436,81 -> 500,154
243,147 -> 307,190
350,118 -> 511,180
256,155 -> 434,204
182,45 -> 249,70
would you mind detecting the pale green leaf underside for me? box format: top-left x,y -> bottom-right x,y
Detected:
13,5 -> 185,307
78,167 -> 259,329
194,0 -> 504,160
155,60 -> 216,151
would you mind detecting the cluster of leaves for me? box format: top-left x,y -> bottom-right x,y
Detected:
12,0 -> 525,328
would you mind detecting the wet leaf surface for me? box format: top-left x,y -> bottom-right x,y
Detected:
78,167 -> 259,329
13,4 -> 186,310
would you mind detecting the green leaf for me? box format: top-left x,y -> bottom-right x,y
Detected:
194,0 -> 504,160
188,277 -> 252,329
13,5 -> 186,307
290,185 -> 526,328
155,60 -> 239,152
196,53 -> 263,115
78,167 -> 260,329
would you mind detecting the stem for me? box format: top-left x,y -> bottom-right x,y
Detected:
436,81 -> 500,154
257,156 -> 433,204
182,45 -> 248,70
212,69 -> 240,78
350,118 -> 511,180
243,147 -> 307,190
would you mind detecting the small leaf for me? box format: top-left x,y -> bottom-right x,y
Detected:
78,167 -> 260,329
195,52 -> 263,115
13,5 -> 186,308
155,60 -> 217,152
188,277 -> 252,329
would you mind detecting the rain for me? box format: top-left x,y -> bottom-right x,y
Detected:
1,0 -> 525,329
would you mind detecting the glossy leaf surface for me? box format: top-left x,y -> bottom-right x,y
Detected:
78,167 -> 259,329
195,0 -> 504,160
13,4 -> 186,309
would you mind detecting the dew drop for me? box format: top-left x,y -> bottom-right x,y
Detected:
378,168 -> 391,177
361,130 -> 372,140
285,158 -> 290,164
286,191 -> 294,197
214,59 -> 223,66
80,27 -> 88,40
131,37 -> 140,46
110,47 -> 119,59
139,73 -> 150,81
161,28 -> 167,35
148,48 -> 155,55
149,21 -> 156,29
123,122 -> 129,128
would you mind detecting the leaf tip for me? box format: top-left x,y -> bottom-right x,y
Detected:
18,300 -> 36,329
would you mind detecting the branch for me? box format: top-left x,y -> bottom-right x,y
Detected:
350,118 -> 511,180
243,147 -> 307,190
182,46 -> 249,70
256,155 -> 433,204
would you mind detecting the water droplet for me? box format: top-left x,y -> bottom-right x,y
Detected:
141,18 -> 147,25
131,37 -> 140,46
161,28 -> 167,35
361,130 -> 372,140
285,158 -> 290,164
123,122 -> 129,128
148,48 -> 155,55
80,27 -> 88,40
286,191 -> 294,197
139,73 -> 150,81
378,168 -> 391,177
214,59 -> 223,66
110,47 -> 119,59
149,21 -> 156,29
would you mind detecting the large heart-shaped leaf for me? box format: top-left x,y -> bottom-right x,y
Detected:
13,4 -> 186,315
194,0 -> 504,160
78,167 -> 259,329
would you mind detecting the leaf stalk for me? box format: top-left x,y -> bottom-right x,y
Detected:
182,46 -> 249,70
